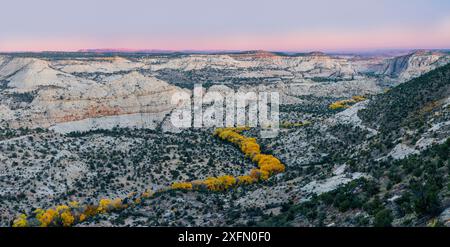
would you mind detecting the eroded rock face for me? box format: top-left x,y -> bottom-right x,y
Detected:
33,72 -> 181,125
381,50 -> 450,81
0,57 -> 185,130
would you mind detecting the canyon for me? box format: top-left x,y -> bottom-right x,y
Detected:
1,50 -> 449,227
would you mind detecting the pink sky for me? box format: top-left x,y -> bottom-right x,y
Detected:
3,27 -> 449,52
1,0 -> 449,52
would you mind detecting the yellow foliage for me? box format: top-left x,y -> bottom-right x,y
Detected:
12,214 -> 28,227
56,205 -> 70,213
79,214 -> 87,222
173,175 -> 238,192
38,209 -> 58,227
256,154 -> 285,175
329,101 -> 348,110
252,153 -> 264,163
202,177 -> 222,191
112,198 -> 123,209
171,182 -> 193,190
281,121 -> 311,129
97,198 -> 112,213
83,205 -> 98,218
237,175 -> 256,185
216,129 -> 245,144
214,128 -> 225,136
141,190 -> 153,198
329,95 -> 366,110
215,127 -> 263,160
249,168 -> 270,181
61,211 -> 75,227
201,175 -> 237,191
217,175 -> 236,189
95,198 -> 121,213
352,95 -> 366,101
34,208 -> 45,219
214,127 -> 285,184
240,138 -> 261,158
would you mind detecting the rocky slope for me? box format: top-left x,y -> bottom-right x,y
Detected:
359,63 -> 450,158
1,50 -> 449,227
251,64 -> 450,227
73,65 -> 450,227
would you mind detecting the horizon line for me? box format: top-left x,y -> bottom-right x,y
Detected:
1,47 -> 449,54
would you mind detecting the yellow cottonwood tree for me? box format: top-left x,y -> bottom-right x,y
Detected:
352,95 -> 366,101
79,213 -> 87,222
249,168 -> 270,181
12,214 -> 28,227
83,205 -> 98,218
34,208 -> 45,219
68,201 -> 80,208
329,95 -> 366,110
61,211 -> 75,227
141,190 -> 153,198
112,198 -> 123,209
255,154 -> 285,175
217,175 -> 236,189
56,205 -> 70,213
38,208 -> 58,227
171,182 -> 193,190
237,175 -> 256,185
240,139 -> 261,157
203,177 -> 222,191
97,199 -> 112,213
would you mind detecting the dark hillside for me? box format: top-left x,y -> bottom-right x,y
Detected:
359,63 -> 450,138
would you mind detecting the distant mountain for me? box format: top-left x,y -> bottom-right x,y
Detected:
77,48 -> 179,54
76,48 -> 242,55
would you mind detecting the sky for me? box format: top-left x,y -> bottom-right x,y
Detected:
1,0 -> 449,52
